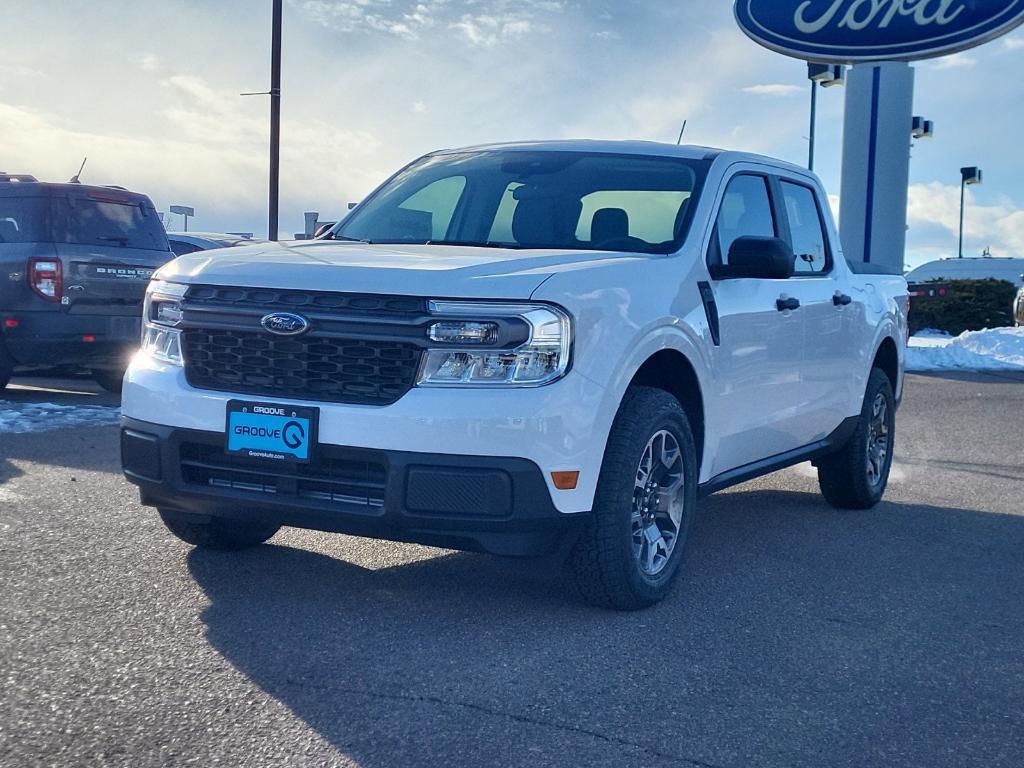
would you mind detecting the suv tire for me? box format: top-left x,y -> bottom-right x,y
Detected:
567,386 -> 698,611
158,509 -> 280,550
817,368 -> 896,510
92,368 -> 126,394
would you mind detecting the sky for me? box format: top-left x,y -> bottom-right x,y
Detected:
1,0 -> 1022,269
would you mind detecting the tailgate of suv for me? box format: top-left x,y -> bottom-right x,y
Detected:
63,248 -> 168,317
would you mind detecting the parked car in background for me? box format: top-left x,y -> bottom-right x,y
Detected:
167,232 -> 264,257
905,257 -> 1024,288
121,141 -> 908,610
0,173 -> 173,393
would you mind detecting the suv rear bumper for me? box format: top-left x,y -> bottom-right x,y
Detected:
121,417 -> 588,558
1,312 -> 140,368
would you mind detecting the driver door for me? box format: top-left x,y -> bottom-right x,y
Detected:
702,171 -> 809,477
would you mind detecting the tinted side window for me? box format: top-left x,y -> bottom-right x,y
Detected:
170,241 -> 203,256
712,175 -> 775,265
0,197 -> 49,243
781,181 -> 829,274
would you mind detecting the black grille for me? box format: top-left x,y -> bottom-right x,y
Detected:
182,330 -> 421,405
180,442 -> 386,509
180,286 -> 427,406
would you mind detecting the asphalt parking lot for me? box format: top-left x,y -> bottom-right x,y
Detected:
1,373 -> 1022,768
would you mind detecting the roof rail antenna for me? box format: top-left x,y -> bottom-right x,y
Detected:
69,157 -> 88,184
676,120 -> 688,146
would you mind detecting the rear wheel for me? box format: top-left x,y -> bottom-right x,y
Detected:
92,368 -> 126,394
567,387 -> 698,611
0,341 -> 12,391
158,509 -> 281,550
816,368 -> 896,510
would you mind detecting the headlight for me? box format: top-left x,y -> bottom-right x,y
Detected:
417,301 -> 572,387
141,280 -> 188,365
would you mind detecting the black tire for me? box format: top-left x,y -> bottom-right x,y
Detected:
158,509 -> 280,551
817,368 -> 896,510
0,339 -> 13,391
92,368 -> 125,394
567,386 -> 698,611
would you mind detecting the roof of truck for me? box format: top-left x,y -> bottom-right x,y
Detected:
429,139 -> 812,175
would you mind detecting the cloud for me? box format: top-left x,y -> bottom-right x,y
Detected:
137,54 -> 160,72
905,182 -> 1024,264
741,84 -> 805,97
1004,37 -> 1024,51
930,53 -> 977,69
0,75 -> 382,229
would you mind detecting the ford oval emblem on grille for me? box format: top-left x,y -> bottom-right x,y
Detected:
261,312 -> 310,336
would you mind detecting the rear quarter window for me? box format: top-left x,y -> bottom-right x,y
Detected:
0,197 -> 49,243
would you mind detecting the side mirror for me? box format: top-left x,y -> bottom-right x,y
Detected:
711,236 -> 795,280
313,224 -> 333,238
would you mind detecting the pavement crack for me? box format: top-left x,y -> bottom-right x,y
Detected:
282,678 -> 724,767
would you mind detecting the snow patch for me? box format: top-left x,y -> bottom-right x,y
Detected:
0,402 -> 121,434
908,328 -> 1024,372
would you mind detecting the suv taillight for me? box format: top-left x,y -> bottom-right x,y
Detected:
28,258 -> 63,303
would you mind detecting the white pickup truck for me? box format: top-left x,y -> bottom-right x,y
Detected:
121,141 -> 907,609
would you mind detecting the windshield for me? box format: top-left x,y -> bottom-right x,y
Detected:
0,193 -> 169,251
334,150 -> 710,254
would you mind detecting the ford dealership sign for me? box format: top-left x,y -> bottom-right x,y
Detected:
735,0 -> 1024,62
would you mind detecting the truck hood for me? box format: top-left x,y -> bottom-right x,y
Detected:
156,239 -> 650,300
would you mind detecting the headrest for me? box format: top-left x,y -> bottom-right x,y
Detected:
591,208 -> 629,244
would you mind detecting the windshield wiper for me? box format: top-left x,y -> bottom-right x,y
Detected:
319,232 -> 372,243
99,236 -> 129,246
425,240 -> 524,249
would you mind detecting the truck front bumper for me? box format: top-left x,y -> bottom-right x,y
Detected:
1,311 -> 140,369
122,417 -> 589,557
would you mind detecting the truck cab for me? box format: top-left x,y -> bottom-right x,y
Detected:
120,141 -> 907,609
0,175 -> 173,391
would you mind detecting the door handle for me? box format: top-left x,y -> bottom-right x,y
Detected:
776,296 -> 801,312
833,292 -> 853,307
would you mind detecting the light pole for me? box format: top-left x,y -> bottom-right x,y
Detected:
807,63 -> 845,172
241,0 -> 283,241
959,166 -> 983,259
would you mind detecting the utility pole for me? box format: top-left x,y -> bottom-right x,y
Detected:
269,0 -> 283,241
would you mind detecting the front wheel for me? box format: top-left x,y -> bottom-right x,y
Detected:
92,368 -> 126,394
158,509 -> 281,550
816,368 -> 896,510
567,386 -> 698,611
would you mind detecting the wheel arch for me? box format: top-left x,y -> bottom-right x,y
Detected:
627,349 -> 707,475
872,335 -> 900,394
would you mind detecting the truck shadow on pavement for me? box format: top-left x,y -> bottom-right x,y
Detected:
187,489 -> 1024,768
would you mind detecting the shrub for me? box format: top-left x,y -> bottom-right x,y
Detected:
909,278 -> 1017,336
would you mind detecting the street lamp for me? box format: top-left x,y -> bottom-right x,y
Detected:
807,63 -> 845,172
169,205 -> 195,232
959,166 -> 983,259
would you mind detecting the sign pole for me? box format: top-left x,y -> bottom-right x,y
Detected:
838,62 -> 915,275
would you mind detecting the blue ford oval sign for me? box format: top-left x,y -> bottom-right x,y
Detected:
261,312 -> 310,336
735,0 -> 1024,62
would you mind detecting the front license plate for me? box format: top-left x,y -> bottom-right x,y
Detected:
226,401 -> 319,463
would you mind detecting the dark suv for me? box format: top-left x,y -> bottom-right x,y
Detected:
0,174 -> 173,392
